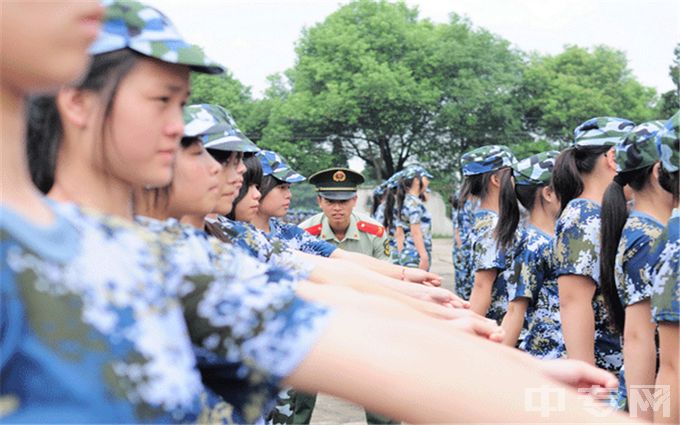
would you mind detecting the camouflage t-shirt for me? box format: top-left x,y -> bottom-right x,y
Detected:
453,199 -> 477,299
553,198 -> 622,371
398,194 -> 432,268
0,202 -> 329,423
208,216 -> 311,280
469,209 -> 510,324
650,208 -> 680,323
505,225 -> 565,359
615,211 -> 664,307
267,217 -> 336,258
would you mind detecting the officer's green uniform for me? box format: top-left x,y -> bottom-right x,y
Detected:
298,211 -> 390,260
291,168 -> 395,425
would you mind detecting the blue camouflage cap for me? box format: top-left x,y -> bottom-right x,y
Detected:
573,117 -> 635,148
461,145 -> 516,176
183,104 -> 259,152
386,170 -> 405,190
402,165 -> 433,180
256,150 -> 305,183
615,120 -> 664,173
373,182 -> 387,197
513,151 -> 559,186
656,111 -> 680,173
90,0 -> 224,74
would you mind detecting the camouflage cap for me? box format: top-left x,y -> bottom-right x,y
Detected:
656,111 -> 680,173
386,170 -> 405,190
183,104 -> 259,153
373,182 -> 387,197
615,120 -> 664,173
256,150 -> 305,183
90,0 -> 224,74
461,145 -> 516,176
512,151 -> 559,186
573,117 -> 635,148
402,165 -> 433,180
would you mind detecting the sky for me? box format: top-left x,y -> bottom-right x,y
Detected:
146,0 -> 679,98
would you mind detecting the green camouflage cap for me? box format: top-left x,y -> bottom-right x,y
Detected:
615,120 -> 664,173
183,104 -> 259,152
573,117 -> 635,148
513,151 -> 559,186
90,0 -> 224,74
656,111 -> 680,173
461,145 -> 516,176
256,150 -> 306,183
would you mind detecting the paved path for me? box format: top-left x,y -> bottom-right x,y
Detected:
310,237 -> 454,425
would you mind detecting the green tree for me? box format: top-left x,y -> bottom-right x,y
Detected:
656,43 -> 680,118
273,0 -> 527,180
521,45 -> 657,144
189,71 -> 253,129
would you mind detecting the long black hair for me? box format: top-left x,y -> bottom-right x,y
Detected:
27,50 -> 141,194
395,176 -> 421,222
552,145 -> 611,211
383,186 -> 397,230
493,168 -> 520,250
370,192 -> 384,216
226,154 -> 262,220
600,165 -> 655,333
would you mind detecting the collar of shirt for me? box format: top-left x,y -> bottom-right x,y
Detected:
321,212 -> 360,243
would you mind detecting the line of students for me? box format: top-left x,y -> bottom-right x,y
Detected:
452,115 -> 679,423
0,0 -> 648,423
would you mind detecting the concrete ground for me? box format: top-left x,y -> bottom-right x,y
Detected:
310,237 -> 455,425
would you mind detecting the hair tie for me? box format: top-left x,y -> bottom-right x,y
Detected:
613,173 -> 628,186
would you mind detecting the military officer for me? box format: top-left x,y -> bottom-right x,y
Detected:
299,168 -> 390,260
294,167 -> 394,425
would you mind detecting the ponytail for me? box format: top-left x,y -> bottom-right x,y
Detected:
494,168 -> 520,249
552,145 -> 610,211
600,165 -> 654,334
659,169 -> 680,202
26,95 -> 62,193
26,49 -> 140,194
370,193 -> 382,216
383,188 -> 396,230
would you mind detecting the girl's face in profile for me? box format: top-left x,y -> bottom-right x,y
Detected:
259,183 -> 292,218
213,152 -> 246,215
168,140 -> 222,217
1,1 -> 104,92
234,184 -> 262,223
95,59 -> 190,189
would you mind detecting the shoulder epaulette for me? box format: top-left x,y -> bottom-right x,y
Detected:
304,223 -> 322,236
357,220 -> 385,237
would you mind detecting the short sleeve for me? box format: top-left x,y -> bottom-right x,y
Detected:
179,254 -> 331,387
473,226 -> 504,271
651,214 -> 680,323
619,235 -> 656,306
405,198 -> 423,225
553,201 -> 601,280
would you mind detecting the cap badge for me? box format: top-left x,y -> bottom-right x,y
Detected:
332,171 -> 346,182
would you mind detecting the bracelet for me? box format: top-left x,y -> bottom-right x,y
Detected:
400,267 -> 406,281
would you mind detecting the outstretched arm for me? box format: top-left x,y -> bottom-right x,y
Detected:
287,283 -> 628,424
331,249 -> 441,286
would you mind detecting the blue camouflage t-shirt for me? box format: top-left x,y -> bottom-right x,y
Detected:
267,217 -> 336,258
398,194 -> 432,268
650,208 -> 680,323
553,198 -> 622,371
505,225 -> 565,359
1,202 -> 330,423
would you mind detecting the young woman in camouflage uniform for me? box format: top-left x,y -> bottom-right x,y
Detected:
552,117 -> 633,376
599,121 -> 670,417
460,145 -> 517,324
394,166 -> 434,270
19,2 -> 330,422
497,151 -> 565,358
451,192 -> 478,298
649,113 -> 679,424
